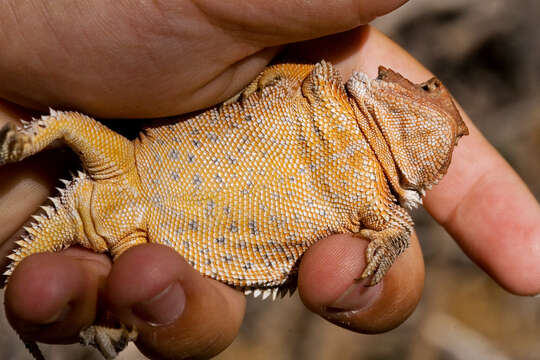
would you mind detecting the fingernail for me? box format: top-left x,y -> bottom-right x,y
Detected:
327,278 -> 382,312
132,282 -> 186,326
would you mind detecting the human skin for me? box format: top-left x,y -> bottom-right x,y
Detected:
1,1 -> 540,359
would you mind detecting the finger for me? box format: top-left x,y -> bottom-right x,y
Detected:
191,0 -> 409,44
425,123 -> 540,295
106,244 -> 246,359
340,28 -> 540,295
0,155 -> 61,250
4,247 -> 111,344
289,26 -> 540,295
298,233 -> 424,333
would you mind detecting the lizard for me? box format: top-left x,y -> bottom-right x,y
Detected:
0,61 -> 468,359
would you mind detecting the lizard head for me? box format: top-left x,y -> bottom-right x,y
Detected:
347,66 -> 468,201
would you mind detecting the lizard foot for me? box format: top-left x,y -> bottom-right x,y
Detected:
357,229 -> 400,286
79,324 -> 137,360
0,122 -> 30,165
223,71 -> 284,105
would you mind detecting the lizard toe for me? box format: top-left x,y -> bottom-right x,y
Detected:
79,324 -> 137,360
0,123 -> 29,165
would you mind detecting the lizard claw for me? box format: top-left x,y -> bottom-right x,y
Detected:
358,229 -> 397,286
79,324 -> 137,360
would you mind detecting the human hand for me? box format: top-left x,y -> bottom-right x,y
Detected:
2,2 -> 540,360
0,0 -> 407,118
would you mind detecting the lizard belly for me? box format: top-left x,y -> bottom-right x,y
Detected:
137,127 -> 344,286
134,82 -> 378,287
144,180 -> 340,287
135,101 -> 354,287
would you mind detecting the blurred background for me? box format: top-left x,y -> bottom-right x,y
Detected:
2,0 -> 540,359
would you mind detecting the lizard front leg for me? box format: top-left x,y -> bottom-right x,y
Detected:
225,63 -> 317,104
357,202 -> 413,285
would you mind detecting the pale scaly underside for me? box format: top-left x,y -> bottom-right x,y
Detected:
135,66 -> 393,289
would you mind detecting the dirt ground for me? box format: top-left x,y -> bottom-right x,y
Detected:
1,1 -> 539,359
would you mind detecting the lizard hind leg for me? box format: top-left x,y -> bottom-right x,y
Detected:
2,173 -> 89,283
3,172 -> 139,359
0,109 -> 134,181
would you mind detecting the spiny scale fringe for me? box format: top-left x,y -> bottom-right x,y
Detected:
2,173 -> 82,283
16,114 -> 50,136
242,286 -> 296,301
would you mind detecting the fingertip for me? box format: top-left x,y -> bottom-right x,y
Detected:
6,253 -> 83,325
106,244 -> 188,312
107,243 -> 246,359
298,234 -> 373,309
481,225 -> 540,297
5,250 -> 106,343
431,145 -> 540,296
298,233 -> 424,333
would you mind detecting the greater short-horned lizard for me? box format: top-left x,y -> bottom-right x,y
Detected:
0,61 -> 468,358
